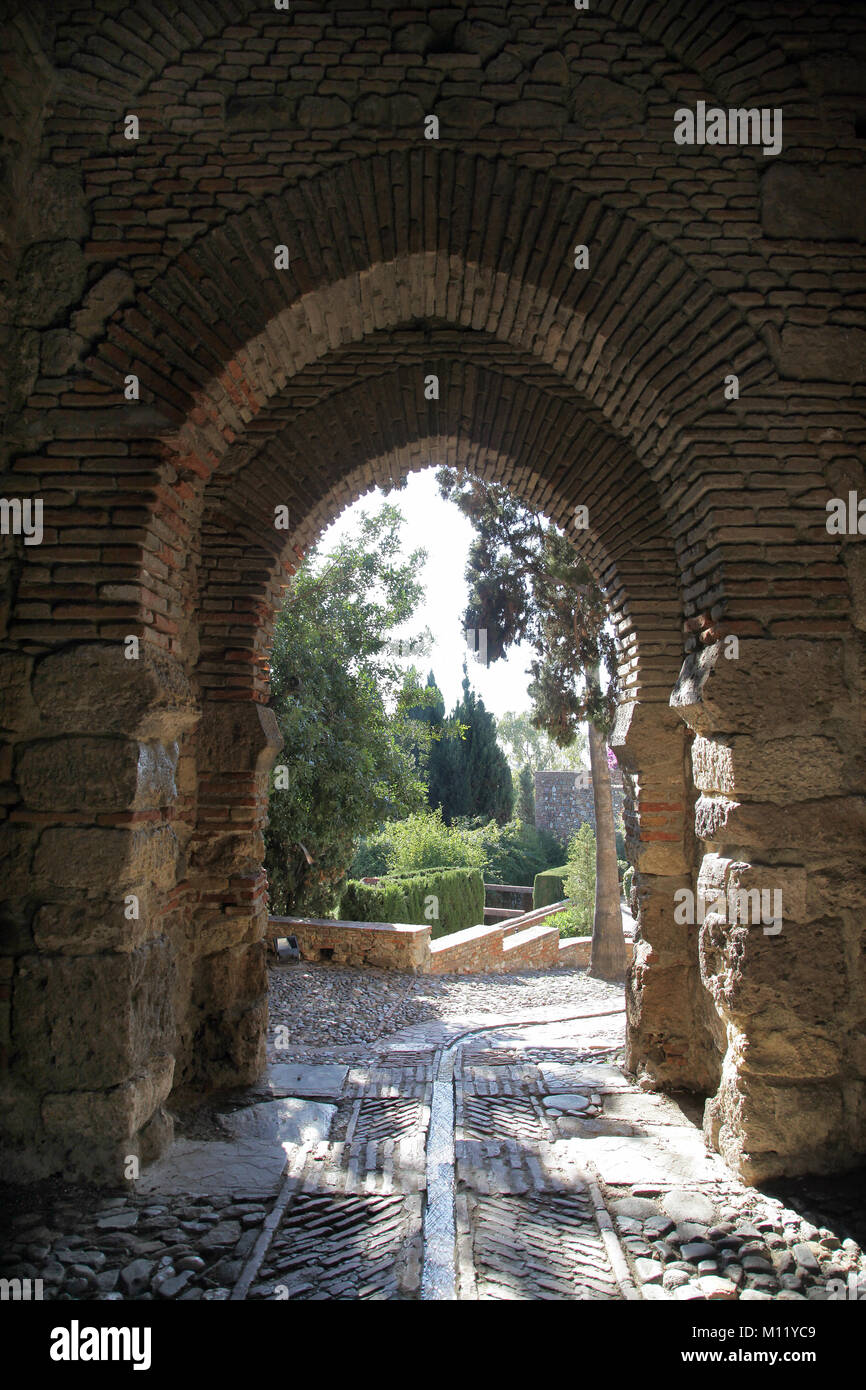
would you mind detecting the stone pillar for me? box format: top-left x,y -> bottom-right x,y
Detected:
0,642 -> 198,1180
672,637 -> 866,1180
177,699 -> 283,1100
613,698 -> 721,1095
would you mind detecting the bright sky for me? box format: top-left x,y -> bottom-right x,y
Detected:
317,467 -> 536,717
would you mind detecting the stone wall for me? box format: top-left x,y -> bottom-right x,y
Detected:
0,1 -> 864,1185
534,769 -> 624,845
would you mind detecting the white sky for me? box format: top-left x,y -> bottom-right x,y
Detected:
317,467 -> 536,717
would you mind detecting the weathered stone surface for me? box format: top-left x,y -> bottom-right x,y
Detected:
762,165 -> 866,240
16,736 -> 177,812
40,327 -> 86,375
662,1191 -> 717,1226
196,700 -> 281,775
32,645 -> 199,739
16,949 -> 174,1090
29,167 -> 89,240
392,23 -> 434,54
691,734 -> 846,802
297,96 -> 351,128
497,100 -> 565,129
572,76 -> 645,124
356,94 -> 424,128
71,268 -> 134,341
454,20 -> 508,58
16,240 -> 87,327
778,324 -> 866,382
436,98 -> 495,133
220,1098 -> 335,1146
33,823 -> 179,892
33,899 -> 155,955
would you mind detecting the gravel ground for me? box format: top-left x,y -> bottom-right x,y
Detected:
267,960 -> 624,1047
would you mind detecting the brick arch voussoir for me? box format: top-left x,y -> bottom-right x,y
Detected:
51,0 -> 803,115
193,362 -> 684,714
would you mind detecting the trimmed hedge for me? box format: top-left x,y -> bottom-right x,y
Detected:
533,864 -> 570,910
339,866 -> 484,940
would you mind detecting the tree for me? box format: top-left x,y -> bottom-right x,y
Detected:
517,763 -> 535,825
497,709 -> 587,773
437,468 -> 627,982
264,505 -> 435,917
428,670 -> 514,825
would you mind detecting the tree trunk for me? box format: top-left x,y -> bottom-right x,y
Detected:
587,721 -> 627,982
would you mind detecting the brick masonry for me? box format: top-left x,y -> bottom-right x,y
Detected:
0,1 -> 864,1185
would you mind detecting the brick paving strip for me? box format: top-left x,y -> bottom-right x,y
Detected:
420,1007 -> 629,1301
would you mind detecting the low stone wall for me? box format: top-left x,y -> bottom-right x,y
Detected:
428,923 -> 508,974
272,916 -> 430,973
271,906 -> 632,977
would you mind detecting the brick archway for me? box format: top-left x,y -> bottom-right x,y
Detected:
2,6 -> 864,1187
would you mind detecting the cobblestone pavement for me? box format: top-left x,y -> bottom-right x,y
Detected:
2,964 -> 865,1303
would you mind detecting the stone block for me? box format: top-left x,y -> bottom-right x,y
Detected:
0,652 -> 35,736
196,700 -> 281,775
33,898 -> 156,955
71,268 -> 134,342
572,75 -> 645,125
778,325 -> 866,382
29,167 -> 89,241
671,640 -> 848,738
33,824 -> 179,892
41,1055 -> 174,1144
32,643 -> 199,740
694,795 -> 866,851
692,734 -> 846,801
13,942 -> 175,1090
16,736 -> 177,812
16,240 -> 87,328
700,916 -> 847,1026
762,165 -> 866,241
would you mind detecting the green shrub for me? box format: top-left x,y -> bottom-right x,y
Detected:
564,822 -> 596,935
622,864 -> 634,902
546,907 -> 592,939
349,830 -> 392,878
533,864 -> 570,909
339,865 -> 484,939
384,808 -> 489,872
338,879 -> 410,924
478,820 -> 566,886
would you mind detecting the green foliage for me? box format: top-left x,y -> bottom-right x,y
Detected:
382,807 -> 489,872
545,909 -> 592,939
533,864 -> 570,910
516,763 -> 535,825
339,866 -> 484,939
436,469 -> 619,745
497,710 -> 587,772
476,820 -> 564,886
427,672 -> 513,825
348,830 -> 393,879
264,504 -> 431,917
338,879 -> 411,925
622,864 -> 634,901
561,822 -> 597,936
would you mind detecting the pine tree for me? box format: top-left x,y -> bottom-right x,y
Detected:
427,670 -> 513,825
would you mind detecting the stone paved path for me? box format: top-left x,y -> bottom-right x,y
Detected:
2,964 -> 865,1302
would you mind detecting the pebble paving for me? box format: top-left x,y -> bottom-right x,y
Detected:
1,960 -> 864,1302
